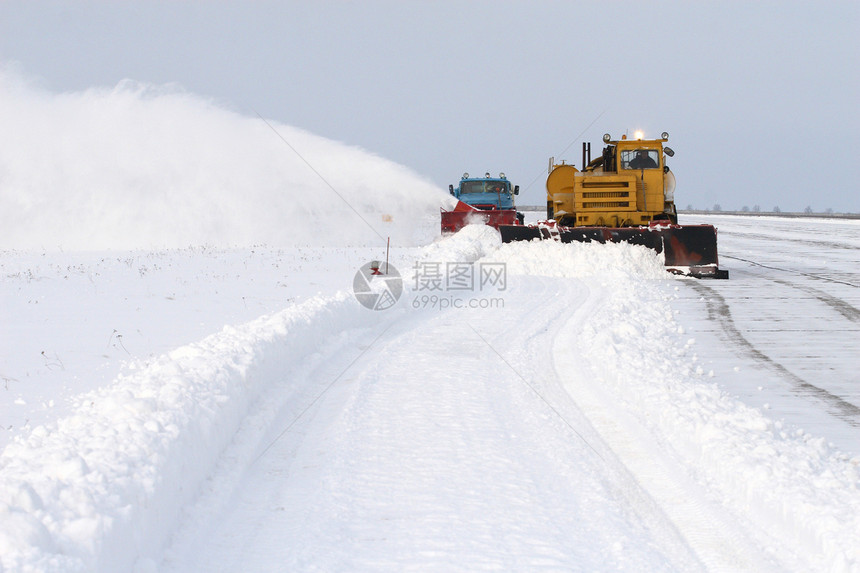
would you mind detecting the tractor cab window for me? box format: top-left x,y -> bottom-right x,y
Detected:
461,181 -> 509,194
620,149 -> 659,170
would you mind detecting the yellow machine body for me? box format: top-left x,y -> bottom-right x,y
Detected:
547,134 -> 677,227
500,130 -> 728,278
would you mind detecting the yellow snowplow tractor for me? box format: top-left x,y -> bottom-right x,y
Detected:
547,132 -> 677,227
499,131 -> 728,278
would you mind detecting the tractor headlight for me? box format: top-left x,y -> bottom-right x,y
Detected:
462,172 -> 469,179
661,131 -> 669,140
499,172 -> 505,179
603,133 -> 611,143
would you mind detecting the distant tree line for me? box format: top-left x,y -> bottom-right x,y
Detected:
683,204 -> 845,214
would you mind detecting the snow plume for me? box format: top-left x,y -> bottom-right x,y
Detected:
0,67 -> 445,250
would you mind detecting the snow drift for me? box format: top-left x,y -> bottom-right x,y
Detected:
2,228 -> 858,571
0,67 -> 446,250
0,291 -> 391,572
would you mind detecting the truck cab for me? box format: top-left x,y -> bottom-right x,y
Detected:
441,172 -> 524,233
449,173 -> 519,212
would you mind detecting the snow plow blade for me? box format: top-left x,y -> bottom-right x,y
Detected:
441,201 -> 520,234
499,222 -> 729,279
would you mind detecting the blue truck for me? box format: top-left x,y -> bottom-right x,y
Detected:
441,172 -> 524,233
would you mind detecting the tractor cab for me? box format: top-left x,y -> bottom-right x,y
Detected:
547,131 -> 677,227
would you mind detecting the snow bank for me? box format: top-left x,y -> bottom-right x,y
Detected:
571,278 -> 860,571
418,225 -> 669,280
472,236 -> 859,570
491,237 -> 670,279
416,224 -> 502,264
0,227 -> 505,571
0,67 -> 445,250
0,292 -> 385,572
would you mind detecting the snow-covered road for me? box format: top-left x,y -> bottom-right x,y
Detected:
161,271 -> 706,572
1,216 -> 858,572
679,215 -> 860,452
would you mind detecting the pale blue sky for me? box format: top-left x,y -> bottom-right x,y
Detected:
2,0 -> 858,212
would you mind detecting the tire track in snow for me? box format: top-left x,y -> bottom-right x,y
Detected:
722,254 -> 859,288
689,281 -> 860,425
159,317 -> 403,572
769,277 -> 860,323
718,231 -> 854,253
553,279 -> 790,573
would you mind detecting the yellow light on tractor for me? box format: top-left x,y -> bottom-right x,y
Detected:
634,130 -> 644,140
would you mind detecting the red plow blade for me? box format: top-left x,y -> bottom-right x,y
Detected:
441,201 -> 520,234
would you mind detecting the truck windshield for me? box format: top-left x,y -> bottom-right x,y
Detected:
461,181 -> 509,194
620,149 -> 660,170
